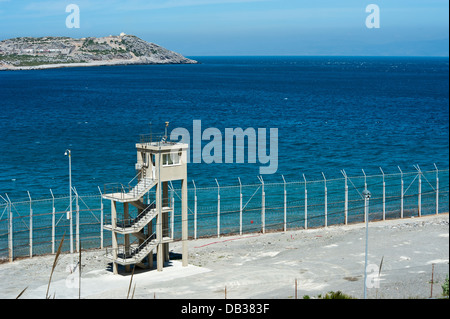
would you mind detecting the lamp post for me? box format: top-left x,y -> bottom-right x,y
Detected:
64,149 -> 74,269
362,188 -> 371,299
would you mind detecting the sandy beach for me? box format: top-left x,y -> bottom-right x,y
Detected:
0,213 -> 448,299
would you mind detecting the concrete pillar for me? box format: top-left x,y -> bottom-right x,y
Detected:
111,200 -> 118,275
156,183 -> 163,271
163,182 -> 169,262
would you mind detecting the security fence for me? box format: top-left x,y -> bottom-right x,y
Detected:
0,166 -> 448,262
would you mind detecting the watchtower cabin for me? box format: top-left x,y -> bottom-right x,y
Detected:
103,128 -> 188,274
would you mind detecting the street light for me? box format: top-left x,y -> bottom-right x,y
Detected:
362,188 -> 371,299
65,149 -> 74,268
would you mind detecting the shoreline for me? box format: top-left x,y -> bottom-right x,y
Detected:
0,58 -> 198,71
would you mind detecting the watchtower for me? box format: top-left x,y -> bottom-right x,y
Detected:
103,126 -> 188,274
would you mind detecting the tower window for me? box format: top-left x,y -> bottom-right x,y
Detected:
162,152 -> 181,166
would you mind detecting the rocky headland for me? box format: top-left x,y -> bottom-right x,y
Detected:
0,33 -> 197,70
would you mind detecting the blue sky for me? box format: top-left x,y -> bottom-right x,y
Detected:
0,0 -> 448,56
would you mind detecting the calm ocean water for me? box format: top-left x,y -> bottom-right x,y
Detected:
0,56 -> 448,201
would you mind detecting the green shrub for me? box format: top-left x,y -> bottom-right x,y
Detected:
320,291 -> 354,299
442,275 -> 449,298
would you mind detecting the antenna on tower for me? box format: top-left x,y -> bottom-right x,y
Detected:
164,121 -> 170,140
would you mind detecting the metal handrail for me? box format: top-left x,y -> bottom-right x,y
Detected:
105,201 -> 157,230
127,170 -> 143,190
103,174 -> 156,200
128,177 -> 156,198
103,183 -> 130,200
106,231 -> 158,262
139,133 -> 179,146
139,133 -> 164,144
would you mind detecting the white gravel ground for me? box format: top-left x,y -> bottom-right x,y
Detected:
1,213 -> 448,299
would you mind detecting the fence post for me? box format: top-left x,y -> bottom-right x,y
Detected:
341,170 -> 348,225
50,189 -> 55,254
5,194 -> 13,262
98,186 -> 104,249
215,179 -> 220,238
398,166 -> 404,218
27,191 -> 33,258
238,177 -> 242,236
193,180 -> 197,240
434,163 -> 439,215
322,172 -> 327,228
258,176 -> 265,234
415,165 -> 422,217
380,167 -> 386,221
73,187 -> 80,252
303,174 -> 307,230
170,182 -> 175,239
362,169 -> 367,223
282,175 -> 287,232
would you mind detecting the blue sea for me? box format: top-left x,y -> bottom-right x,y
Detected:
0,56 -> 449,201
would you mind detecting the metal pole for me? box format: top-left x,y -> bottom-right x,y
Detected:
362,169 -> 367,224
170,183 -> 175,239
362,169 -> 367,190
363,189 -> 371,299
322,172 -> 327,228
65,149 -> 74,268
27,191 -> 33,258
398,166 -> 404,219
74,187 -> 80,253
282,175 -> 287,232
193,180 -> 197,240
50,189 -> 55,254
215,179 -> 220,238
5,194 -> 13,262
98,186 -> 103,249
69,151 -> 73,254
238,177 -> 242,236
434,163 -> 439,215
258,176 -> 265,234
415,165 -> 422,217
303,174 -> 307,230
380,167 -> 386,221
342,170 -> 348,225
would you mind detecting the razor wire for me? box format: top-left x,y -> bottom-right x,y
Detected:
0,167 -> 448,260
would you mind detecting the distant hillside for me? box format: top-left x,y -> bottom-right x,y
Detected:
0,34 -> 197,70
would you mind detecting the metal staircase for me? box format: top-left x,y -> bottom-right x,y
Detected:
104,203 -> 172,234
106,234 -> 160,265
103,176 -> 157,202
129,177 -> 156,199
103,171 -> 175,268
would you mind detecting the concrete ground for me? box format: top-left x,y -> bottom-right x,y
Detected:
0,213 -> 448,299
